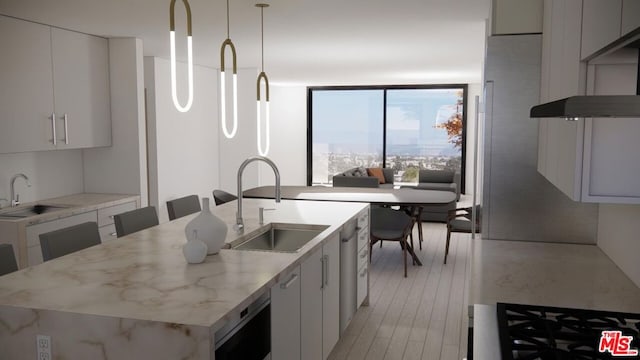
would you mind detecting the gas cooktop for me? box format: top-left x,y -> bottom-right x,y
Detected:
497,302 -> 640,359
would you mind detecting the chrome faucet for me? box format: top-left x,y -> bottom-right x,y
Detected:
236,156 -> 281,231
10,173 -> 31,207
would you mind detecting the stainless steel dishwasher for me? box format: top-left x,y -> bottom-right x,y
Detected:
214,292 -> 271,360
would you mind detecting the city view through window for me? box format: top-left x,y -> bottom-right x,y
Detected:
309,86 -> 466,186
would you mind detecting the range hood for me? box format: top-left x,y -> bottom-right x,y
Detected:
530,95 -> 640,118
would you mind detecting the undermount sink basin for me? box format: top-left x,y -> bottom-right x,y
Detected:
0,204 -> 72,218
231,223 -> 329,253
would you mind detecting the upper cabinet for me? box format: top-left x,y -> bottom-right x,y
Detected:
580,0 -> 622,60
622,0 -> 640,36
0,16 -> 111,154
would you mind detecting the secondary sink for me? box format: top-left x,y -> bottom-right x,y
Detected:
231,223 -> 329,253
0,204 -> 72,218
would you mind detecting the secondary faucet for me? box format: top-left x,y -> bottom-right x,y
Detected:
236,156 -> 281,231
10,173 -> 31,207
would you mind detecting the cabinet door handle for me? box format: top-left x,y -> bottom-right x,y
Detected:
108,215 -> 114,219
360,250 -> 368,259
280,273 -> 299,289
359,268 -> 367,277
324,255 -> 329,287
62,113 -> 69,144
320,256 -> 325,289
51,112 -> 57,145
110,232 -> 117,237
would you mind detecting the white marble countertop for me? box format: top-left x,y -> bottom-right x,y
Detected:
470,239 -> 640,313
0,193 -> 140,226
0,199 -> 367,332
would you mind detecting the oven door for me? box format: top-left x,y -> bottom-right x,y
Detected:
214,294 -> 271,360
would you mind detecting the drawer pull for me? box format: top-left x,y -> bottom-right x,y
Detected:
110,232 -> 117,237
108,215 -> 114,219
280,273 -> 299,289
359,269 -> 367,277
360,251 -> 368,259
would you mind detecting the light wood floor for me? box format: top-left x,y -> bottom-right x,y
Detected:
329,222 -> 472,360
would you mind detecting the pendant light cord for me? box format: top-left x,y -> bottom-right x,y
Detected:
226,0 -> 230,38
260,6 -> 265,72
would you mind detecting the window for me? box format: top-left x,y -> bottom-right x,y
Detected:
307,85 -> 467,190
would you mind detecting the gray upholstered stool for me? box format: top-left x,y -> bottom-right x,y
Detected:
114,206 -> 159,238
167,194 -> 201,220
39,222 -> 101,261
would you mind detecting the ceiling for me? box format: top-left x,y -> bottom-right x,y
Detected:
0,0 -> 490,86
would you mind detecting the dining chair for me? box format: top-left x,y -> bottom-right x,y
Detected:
213,189 -> 237,206
369,207 -> 415,277
445,205 -> 481,264
0,244 -> 19,275
166,194 -> 201,220
39,222 -> 101,261
114,206 -> 159,238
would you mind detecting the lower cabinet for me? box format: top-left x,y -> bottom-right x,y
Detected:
339,219 -> 357,334
25,211 -> 98,266
301,232 -> 340,360
271,265 -> 301,360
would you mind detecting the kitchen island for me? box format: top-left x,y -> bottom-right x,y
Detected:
0,198 -> 369,359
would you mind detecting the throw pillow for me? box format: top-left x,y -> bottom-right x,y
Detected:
367,168 -> 386,184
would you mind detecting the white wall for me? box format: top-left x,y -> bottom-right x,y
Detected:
83,38 -> 148,205
144,57 -> 220,223
218,68 -> 261,194
258,85 -> 308,186
0,150 -> 84,206
598,204 -> 640,288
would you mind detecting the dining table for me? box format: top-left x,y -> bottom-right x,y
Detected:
243,185 -> 457,265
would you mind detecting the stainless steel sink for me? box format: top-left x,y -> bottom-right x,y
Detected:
0,204 -> 72,218
231,223 -> 329,253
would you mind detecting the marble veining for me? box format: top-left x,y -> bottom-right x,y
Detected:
471,239 -> 640,313
0,199 -> 367,332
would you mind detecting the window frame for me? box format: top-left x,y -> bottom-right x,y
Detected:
306,84 -> 468,193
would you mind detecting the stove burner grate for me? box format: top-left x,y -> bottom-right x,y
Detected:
497,303 -> 640,360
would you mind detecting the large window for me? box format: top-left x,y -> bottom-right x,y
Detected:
307,85 -> 467,189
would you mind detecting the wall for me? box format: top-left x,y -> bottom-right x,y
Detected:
482,34 -> 598,243
492,0 -> 543,35
83,38 -> 148,205
144,57 -> 221,223
598,204 -> 640,288
217,68 -> 261,194
0,150 -> 84,206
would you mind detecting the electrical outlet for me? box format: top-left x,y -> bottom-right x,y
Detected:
36,335 -> 51,360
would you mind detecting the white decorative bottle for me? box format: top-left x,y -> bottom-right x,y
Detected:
183,229 -> 207,264
184,197 -> 228,255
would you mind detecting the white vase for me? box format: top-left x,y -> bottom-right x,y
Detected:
182,230 -> 207,264
185,197 -> 228,255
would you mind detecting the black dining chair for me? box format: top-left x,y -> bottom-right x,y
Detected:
0,244 -> 19,275
444,205 -> 481,264
39,222 -> 102,261
369,207 -> 415,277
213,189 -> 237,206
114,206 -> 159,238
166,194 -> 201,220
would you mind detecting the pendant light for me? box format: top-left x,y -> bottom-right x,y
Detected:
256,3 -> 270,156
220,0 -> 238,138
169,0 -> 194,112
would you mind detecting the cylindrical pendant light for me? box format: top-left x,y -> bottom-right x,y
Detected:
169,0 -> 194,113
220,0 -> 238,138
256,3 -> 270,156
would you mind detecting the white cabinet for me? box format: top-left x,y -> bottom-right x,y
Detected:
538,0 -> 586,200
271,265 -> 301,360
25,211 -> 98,266
622,0 -> 640,35
356,209 -> 369,307
0,16 -> 55,153
0,15 -> 111,154
339,219 -> 357,334
301,232 -> 340,360
51,28 -> 111,149
580,0 -> 622,60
